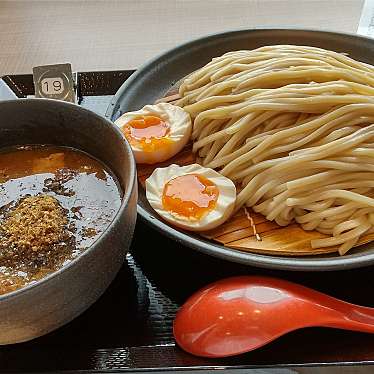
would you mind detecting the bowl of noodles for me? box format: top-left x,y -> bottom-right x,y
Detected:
106,29 -> 374,271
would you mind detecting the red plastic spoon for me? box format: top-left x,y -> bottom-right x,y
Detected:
173,276 -> 374,357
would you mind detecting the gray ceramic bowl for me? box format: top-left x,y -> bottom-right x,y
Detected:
0,99 -> 137,344
106,29 -> 374,271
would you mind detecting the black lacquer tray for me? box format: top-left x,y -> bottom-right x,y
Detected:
1,71 -> 374,373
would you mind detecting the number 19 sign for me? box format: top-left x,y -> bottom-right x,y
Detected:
33,63 -> 75,103
41,77 -> 64,95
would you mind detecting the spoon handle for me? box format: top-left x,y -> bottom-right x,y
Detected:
322,303 -> 374,333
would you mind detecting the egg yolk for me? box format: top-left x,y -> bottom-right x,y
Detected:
122,115 -> 171,152
162,174 -> 219,219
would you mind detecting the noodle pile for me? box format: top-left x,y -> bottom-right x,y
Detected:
177,45 -> 374,255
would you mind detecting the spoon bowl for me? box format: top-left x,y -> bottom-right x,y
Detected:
173,276 -> 374,357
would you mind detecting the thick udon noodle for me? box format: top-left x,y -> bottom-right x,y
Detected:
177,45 -> 374,255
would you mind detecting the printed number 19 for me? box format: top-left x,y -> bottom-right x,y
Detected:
40,77 -> 64,95
43,80 -> 61,92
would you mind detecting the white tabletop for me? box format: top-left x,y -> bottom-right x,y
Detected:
0,0 -> 365,76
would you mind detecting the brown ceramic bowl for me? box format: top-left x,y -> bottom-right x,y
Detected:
0,99 -> 137,344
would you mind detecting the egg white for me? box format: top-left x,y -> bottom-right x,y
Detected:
115,103 -> 192,164
146,164 -> 237,231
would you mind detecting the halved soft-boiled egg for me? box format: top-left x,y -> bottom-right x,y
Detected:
115,103 -> 192,164
146,164 -> 236,231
